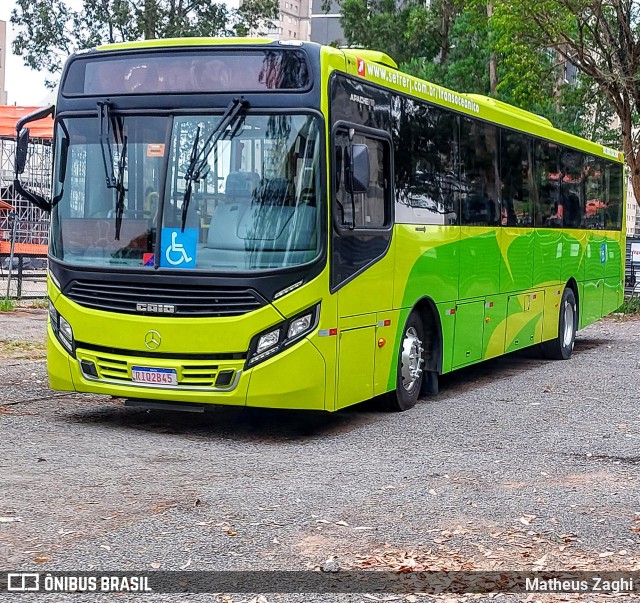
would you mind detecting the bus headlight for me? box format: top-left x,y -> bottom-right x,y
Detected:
257,328 -> 281,354
246,303 -> 320,368
49,301 -> 75,356
288,313 -> 313,338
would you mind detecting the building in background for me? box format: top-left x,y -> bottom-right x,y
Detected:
310,0 -> 345,46
261,0 -> 311,41
0,21 -> 8,104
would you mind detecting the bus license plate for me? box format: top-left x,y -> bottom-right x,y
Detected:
131,366 -> 178,386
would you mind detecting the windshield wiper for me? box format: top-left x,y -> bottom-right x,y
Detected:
97,102 -> 128,240
180,96 -> 248,232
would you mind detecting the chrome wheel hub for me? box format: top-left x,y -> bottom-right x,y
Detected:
562,300 -> 575,349
401,326 -> 424,392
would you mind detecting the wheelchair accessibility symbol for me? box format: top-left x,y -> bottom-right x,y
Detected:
160,228 -> 198,269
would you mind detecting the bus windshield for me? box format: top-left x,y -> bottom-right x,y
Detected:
50,112 -> 322,272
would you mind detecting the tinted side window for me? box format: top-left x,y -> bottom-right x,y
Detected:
500,130 -> 533,226
460,118 -> 500,226
604,161 -> 623,230
560,149 -> 586,228
583,155 -> 607,229
394,96 -> 458,225
334,131 -> 389,229
534,140 -> 561,227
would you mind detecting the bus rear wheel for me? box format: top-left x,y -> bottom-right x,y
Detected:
542,287 -> 577,360
383,313 -> 425,412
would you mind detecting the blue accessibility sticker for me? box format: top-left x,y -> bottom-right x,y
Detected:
600,242 -> 607,264
160,228 -> 198,269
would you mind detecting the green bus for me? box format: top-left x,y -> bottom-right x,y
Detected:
15,38 -> 625,413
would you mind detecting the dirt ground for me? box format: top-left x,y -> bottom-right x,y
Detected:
1,309 -> 639,602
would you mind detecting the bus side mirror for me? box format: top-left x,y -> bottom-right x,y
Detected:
13,104 -> 55,213
15,128 -> 30,175
345,144 -> 370,194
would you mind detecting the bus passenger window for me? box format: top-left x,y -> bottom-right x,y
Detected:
460,118 -> 500,226
561,150 -> 586,228
534,140 -> 562,228
500,130 -> 533,227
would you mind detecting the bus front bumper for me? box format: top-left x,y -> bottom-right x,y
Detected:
47,324 -> 327,410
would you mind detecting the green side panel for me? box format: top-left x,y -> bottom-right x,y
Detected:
580,279 -> 604,328
500,228 -> 534,293
337,327 -> 375,409
541,285 -> 562,343
561,230 -> 587,283
602,276 -> 622,315
604,233 -> 623,279
534,229 -> 562,285
584,232 -> 606,281
396,226 -> 460,306
337,246 -> 396,318
505,291 -> 544,352
482,295 -> 508,359
459,227 -> 500,298
436,302 -> 457,374
374,310 -> 400,396
452,301 -> 485,367
246,340 -> 326,410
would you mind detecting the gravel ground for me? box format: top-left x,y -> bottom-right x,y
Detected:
1,309 -> 639,603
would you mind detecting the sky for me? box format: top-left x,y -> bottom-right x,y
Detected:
1,0 -> 238,107
1,2 -> 55,105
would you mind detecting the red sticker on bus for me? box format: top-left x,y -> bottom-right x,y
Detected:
147,144 -> 165,157
357,58 -> 365,77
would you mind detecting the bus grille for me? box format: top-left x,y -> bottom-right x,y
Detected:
66,280 -> 265,317
93,355 -> 221,387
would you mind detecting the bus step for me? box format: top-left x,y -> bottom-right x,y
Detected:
124,399 -> 205,413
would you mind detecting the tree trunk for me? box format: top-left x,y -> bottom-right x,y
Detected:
144,0 -> 157,39
487,4 -> 497,94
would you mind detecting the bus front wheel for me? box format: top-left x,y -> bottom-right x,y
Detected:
542,287 -> 577,360
383,313 -> 425,412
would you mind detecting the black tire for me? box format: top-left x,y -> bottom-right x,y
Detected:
541,287 -> 577,360
381,312 -> 425,412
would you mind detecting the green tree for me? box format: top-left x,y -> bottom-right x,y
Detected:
11,0 -> 279,87
492,0 -> 639,202
337,0 -> 442,65
339,0 -> 616,149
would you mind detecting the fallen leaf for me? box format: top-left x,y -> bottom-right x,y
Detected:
518,515 -> 536,526
599,551 -> 614,557
226,530 -> 238,537
406,596 -> 418,602
0,517 -> 23,523
179,558 -> 191,570
100,545 -> 111,551
272,537 -> 280,544
335,520 -> 349,527
248,597 -> 270,603
429,489 -> 437,496
194,499 -> 202,507
33,556 -> 51,563
353,526 -> 374,531
150,562 -> 161,569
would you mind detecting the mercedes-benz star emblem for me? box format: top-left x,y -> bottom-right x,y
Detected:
144,330 -> 162,350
